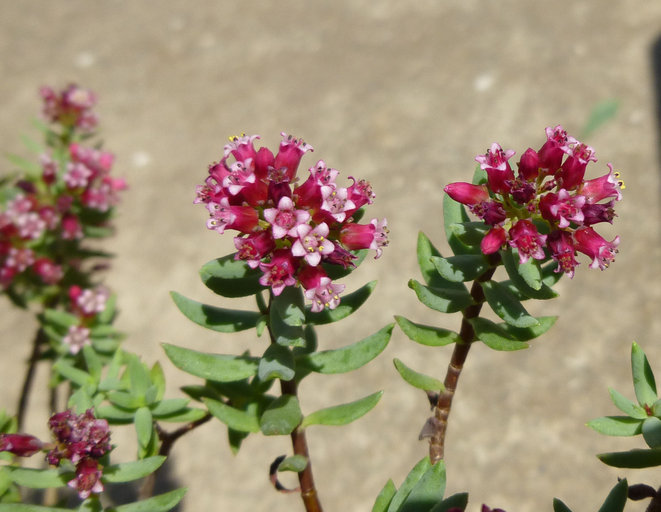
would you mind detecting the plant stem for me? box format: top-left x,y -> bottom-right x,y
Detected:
138,413 -> 212,500
280,378 -> 323,512
16,328 -> 47,430
428,254 -> 500,464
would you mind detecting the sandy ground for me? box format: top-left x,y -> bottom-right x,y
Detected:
2,2 -> 661,511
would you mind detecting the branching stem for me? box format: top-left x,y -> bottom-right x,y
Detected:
429,253 -> 500,464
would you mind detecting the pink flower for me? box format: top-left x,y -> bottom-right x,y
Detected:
234,230 -> 276,268
206,198 -> 260,234
537,125 -> 571,172
508,220 -> 547,264
517,148 -> 540,181
61,213 -> 83,240
33,258 -> 63,285
68,458 -> 104,499
547,230 -> 579,278
62,325 -> 91,354
475,143 -> 516,194
291,223 -> 335,266
481,226 -> 507,255
539,189 -> 586,228
339,218 -> 389,258
41,84 -> 98,132
580,163 -> 623,203
0,434 -> 44,457
263,196 -> 311,239
273,133 -> 314,182
443,182 -> 489,205
298,266 -> 345,313
320,186 -> 355,223
574,227 -> 619,270
259,249 -> 298,296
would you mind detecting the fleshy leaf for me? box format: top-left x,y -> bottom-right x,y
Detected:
393,359 -> 444,392
448,221 -> 490,248
296,323 -> 393,374
430,492 -> 469,512
502,250 -> 558,300
41,309 -> 79,330
258,343 -> 295,382
203,397 -> 260,433
553,498 -> 574,512
113,488 -> 187,512
408,279 -> 473,314
277,455 -> 308,472
387,456 -> 432,512
395,316 -> 460,347
442,195 -> 480,255
609,388 -> 647,419
481,280 -> 539,328
642,416 -> 661,448
469,317 -> 529,351
103,456 -> 166,483
305,281 -> 377,324
134,407 -> 153,451
301,391 -> 383,428
431,254 -> 489,283
170,291 -> 260,333
200,253 -> 263,298
597,478 -> 627,512
269,291 -> 306,347
259,395 -> 302,436
372,479 -> 397,512
53,361 -> 92,388
150,398 -> 190,418
399,459 -> 446,512
587,416 -> 643,437
9,468 -> 70,488
497,316 -> 557,342
162,344 -> 259,382
631,342 -> 657,407
597,449 -> 661,468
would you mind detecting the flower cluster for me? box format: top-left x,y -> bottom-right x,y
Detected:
196,133 -> 388,310
0,85 -> 126,297
46,409 -> 111,499
0,409 -> 111,500
444,126 -> 622,277
60,285 -> 111,354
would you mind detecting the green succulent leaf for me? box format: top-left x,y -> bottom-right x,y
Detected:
642,416 -> 661,448
269,291 -> 306,347
170,291 -> 260,333
448,221 -> 489,248
372,479 -> 397,512
408,279 -> 473,314
301,391 -> 383,428
631,342 -> 657,407
134,406 -> 153,451
395,316 -> 460,347
277,455 -> 308,472
469,317 -> 529,351
442,194 -> 480,255
53,361 -> 92,388
296,323 -> 393,374
399,459 -> 446,512
393,359 -> 444,392
501,250 -> 558,300
154,408 -> 208,424
103,456 -> 167,483
42,309 -> 79,330
481,280 -> 539,328
162,343 -> 259,382
200,253 -> 263,298
597,448 -> 661,468
305,281 -> 377,324
203,397 -> 260,433
431,254 -> 490,283
107,391 -> 143,410
430,492 -> 469,512
587,416 -> 643,437
598,478 -> 628,512
112,488 -> 187,512
258,343 -> 295,382
387,456 -> 433,512
609,388 -> 648,419
150,398 -> 190,418
95,404 -> 135,423
9,468 -> 70,488
553,498 -> 574,512
0,506 -> 71,512
259,395 -> 302,436
497,316 -> 557,342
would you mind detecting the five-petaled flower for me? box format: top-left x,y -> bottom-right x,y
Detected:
444,125 -> 622,277
196,133 -> 388,309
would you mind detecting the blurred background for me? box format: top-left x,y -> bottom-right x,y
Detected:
2,1 -> 661,510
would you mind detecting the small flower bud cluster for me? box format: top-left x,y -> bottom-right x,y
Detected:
196,133 -> 388,311
60,285 -> 110,354
46,409 -> 111,499
0,85 -> 126,297
0,409 -> 111,500
444,126 -> 622,277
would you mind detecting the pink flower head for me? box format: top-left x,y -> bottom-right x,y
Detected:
480,226 -> 507,255
206,198 -> 259,234
291,223 -> 335,266
574,227 -> 619,270
508,219 -> 547,264
298,265 -> 345,312
538,125 -> 571,172
539,189 -> 585,228
320,185 -> 355,223
475,143 -> 516,195
14,211 -> 46,240
557,141 -> 596,190
346,177 -> 375,211
224,134 -> 260,161
547,230 -> 579,278
76,286 -> 110,316
62,325 -> 91,354
41,84 -> 98,132
234,230 -> 276,268
64,162 -> 93,189
259,249 -> 298,295
5,247 -> 35,272
33,258 -> 64,285
263,196 -> 311,239
0,433 -> 44,457
68,458 -> 104,499
273,133 -> 314,182
580,163 -> 623,203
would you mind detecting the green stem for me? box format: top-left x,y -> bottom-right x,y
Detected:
428,253 -> 500,464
